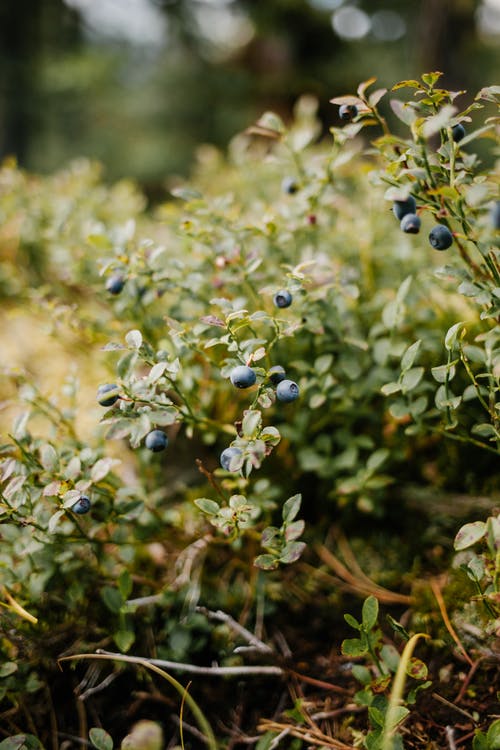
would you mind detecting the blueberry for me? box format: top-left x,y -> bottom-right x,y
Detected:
220,447 -> 243,471
392,196 -> 417,221
490,201 -> 500,230
276,379 -> 300,402
400,213 -> 421,234
72,495 -> 91,514
339,104 -> 358,121
281,177 -> 299,194
145,429 -> 168,452
429,224 -> 453,251
229,365 -> 256,389
268,365 -> 286,384
106,274 -> 125,295
273,290 -> 292,308
452,123 -> 466,142
97,383 -> 120,407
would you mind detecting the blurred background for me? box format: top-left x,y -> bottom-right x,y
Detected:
0,0 -> 499,193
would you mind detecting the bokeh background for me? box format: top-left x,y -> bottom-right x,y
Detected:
1,0 -> 499,194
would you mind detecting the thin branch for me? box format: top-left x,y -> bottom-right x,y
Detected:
77,671 -> 120,701
432,692 -> 477,722
95,649 -> 283,678
288,670 -> 351,695
195,606 -> 274,654
257,719 -> 355,750
446,726 -> 458,750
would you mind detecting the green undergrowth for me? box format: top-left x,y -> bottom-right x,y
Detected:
0,73 -> 499,749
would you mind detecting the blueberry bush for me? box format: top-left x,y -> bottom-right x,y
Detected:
0,73 -> 499,749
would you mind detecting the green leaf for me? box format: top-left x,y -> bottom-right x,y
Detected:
471,423 -> 498,439
118,570 -> 133,600
314,354 -> 333,375
401,340 -> 421,371
486,719 -> 500,749
48,510 -> 65,534
341,637 -> 367,657
114,628 -> 135,653
368,706 -> 385,728
381,381 -> 401,396
390,99 -> 417,125
101,586 -> 124,614
148,362 -> 167,383
0,662 -> 18,677
406,657 -> 428,681
362,595 -> 379,631
392,80 -> 423,91
256,111 -> 285,134
254,554 -> 279,571
241,410 -> 262,438
366,449 -> 388,474
282,494 -> 302,523
39,444 -> 58,472
194,498 -> 220,516
421,71 -> 443,87
0,738 -> 44,750
431,364 -> 456,383
444,322 -> 465,351
284,519 -> 305,542
125,329 -> 143,349
352,665 -> 372,685
422,104 -> 457,138
386,705 -> 410,731
279,541 -> 306,564
380,644 -> 400,673
344,613 -> 361,630
89,728 -> 114,750
91,458 -> 120,483
473,731 -> 488,750
454,521 -> 487,551
170,186 -> 203,201
401,366 -> 424,393
386,615 -> 410,642
435,385 -> 461,411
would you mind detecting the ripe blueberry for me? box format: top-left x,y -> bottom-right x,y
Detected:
452,123 -> 466,142
276,379 -> 300,402
72,495 -> 91,514
220,447 -> 243,471
392,196 -> 417,220
97,383 -> 120,407
339,104 -> 358,121
230,365 -> 256,389
429,224 -> 453,251
281,177 -> 299,194
273,290 -> 292,308
400,213 -> 421,234
145,429 -> 168,452
268,365 -> 286,384
106,274 -> 125,295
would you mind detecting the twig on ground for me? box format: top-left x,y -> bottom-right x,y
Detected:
432,692 -> 477,722
78,671 -> 120,701
257,719 -> 355,750
195,606 -> 274,654
446,726 -> 458,750
93,649 -> 284,678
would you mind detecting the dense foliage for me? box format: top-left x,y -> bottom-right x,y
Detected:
0,73 -> 499,749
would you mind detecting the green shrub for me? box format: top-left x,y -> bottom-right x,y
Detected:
0,73 -> 498,747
